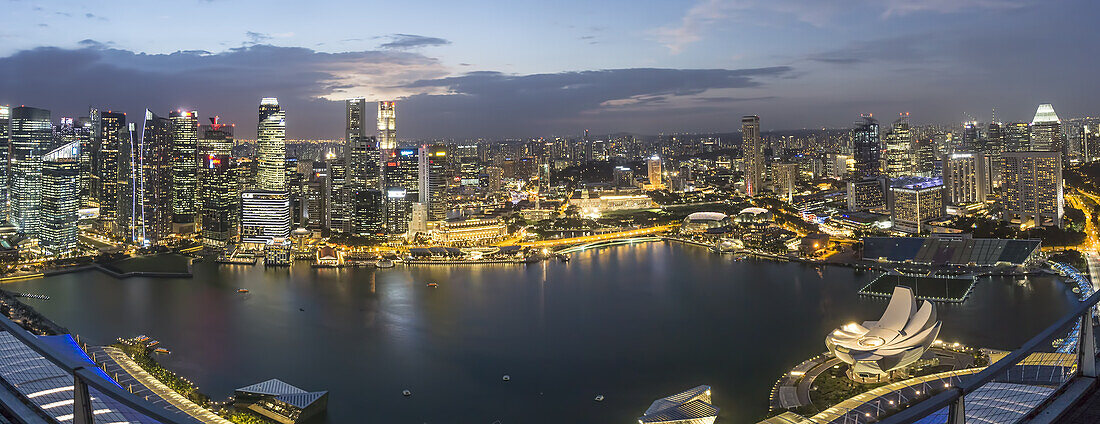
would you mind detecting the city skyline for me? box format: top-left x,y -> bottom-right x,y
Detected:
1,0 -> 1099,139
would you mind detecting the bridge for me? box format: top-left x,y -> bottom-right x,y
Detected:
554,236 -> 664,254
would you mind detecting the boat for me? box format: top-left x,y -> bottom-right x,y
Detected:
502,375 -> 510,381
153,348 -> 171,354
427,282 -> 438,288
238,289 -> 249,293
402,389 -> 412,397
594,394 -> 604,402
376,259 -> 395,268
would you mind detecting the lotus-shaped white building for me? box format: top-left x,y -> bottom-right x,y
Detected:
826,286 -> 941,377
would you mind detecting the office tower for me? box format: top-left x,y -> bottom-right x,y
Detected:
1030,104 -> 1063,152
85,108 -> 102,210
419,144 -> 448,221
851,115 -> 881,180
613,166 -> 634,187
1002,151 -> 1063,228
96,111 -> 126,236
329,157 -> 350,232
240,190 -> 291,244
199,118 -> 236,247
257,98 -> 286,191
0,106 -> 9,223
942,153 -> 989,205
383,148 -> 419,233
133,110 -> 171,245
771,163 -> 799,202
74,116 -> 94,209
285,158 -> 303,227
409,203 -> 428,236
346,99 -> 380,188
1005,122 -> 1031,153
352,189 -> 384,237
646,156 -> 663,189
742,115 -> 763,196
40,141 -> 81,256
378,101 -> 396,151
882,114 -> 912,178
962,121 -> 981,152
485,166 -> 503,193
169,110 -> 198,233
911,138 -> 936,177
10,107 -> 51,237
889,177 -> 945,234
118,122 -> 136,241
302,161 -> 330,230
847,178 -> 887,212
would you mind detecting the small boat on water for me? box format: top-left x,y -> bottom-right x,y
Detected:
427,282 -> 438,288
402,389 -> 412,397
376,259 -> 395,268
238,288 -> 249,293
154,348 -> 171,354
594,395 -> 604,402
502,375 -> 510,381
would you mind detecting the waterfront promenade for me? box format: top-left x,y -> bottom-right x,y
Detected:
101,346 -> 233,424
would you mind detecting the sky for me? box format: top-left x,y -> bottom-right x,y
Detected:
0,0 -> 1098,140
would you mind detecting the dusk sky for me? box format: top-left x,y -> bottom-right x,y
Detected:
1,0 -> 1098,139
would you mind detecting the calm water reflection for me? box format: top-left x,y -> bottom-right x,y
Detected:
2,243 -> 1077,423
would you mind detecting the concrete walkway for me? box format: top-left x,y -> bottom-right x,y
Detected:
102,346 -> 234,424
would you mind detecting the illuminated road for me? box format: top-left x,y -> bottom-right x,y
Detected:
519,224 -> 676,248
1067,190 -> 1100,292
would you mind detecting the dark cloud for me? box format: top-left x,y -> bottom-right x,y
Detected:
398,67 -> 792,137
379,34 -> 451,50
244,31 -> 272,44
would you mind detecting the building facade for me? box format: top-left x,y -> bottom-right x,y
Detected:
241,190 -> 291,244
742,115 -> 763,196
943,153 -> 989,205
257,98 -> 286,191
40,142 -> 81,256
1001,151 -> 1064,227
169,110 -> 198,233
10,107 -> 51,237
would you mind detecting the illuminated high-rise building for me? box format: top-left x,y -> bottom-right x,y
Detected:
1002,151 -> 1063,228
346,99 -> 380,189
742,115 -> 763,196
241,190 -> 291,244
851,115 -> 881,180
1005,122 -> 1031,153
1030,103 -> 1063,152
378,101 -> 396,151
169,110 -> 198,233
352,189 -> 384,237
771,163 -> 799,202
383,148 -> 418,234
419,144 -> 448,221
199,117 -> 236,247
0,106 -> 10,223
889,177 -> 944,234
95,111 -> 127,237
10,107 -> 51,237
257,98 -> 286,191
328,157 -> 350,232
942,152 -> 989,205
882,114 -> 911,178
646,156 -> 663,189
135,110 -> 172,245
40,141 -> 81,257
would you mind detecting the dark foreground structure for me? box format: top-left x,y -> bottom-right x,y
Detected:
234,379 -> 328,424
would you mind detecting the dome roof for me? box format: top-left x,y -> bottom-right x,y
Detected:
684,212 -> 728,221
739,207 -> 769,215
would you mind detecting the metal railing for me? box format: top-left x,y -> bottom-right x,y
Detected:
0,314 -> 192,424
876,280 -> 1100,424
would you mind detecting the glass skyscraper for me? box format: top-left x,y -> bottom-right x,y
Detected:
741,115 -> 762,196
10,106 -> 51,237
40,141 -> 81,257
257,98 -> 286,191
0,106 -> 9,223
136,110 -> 172,245
170,110 -> 198,232
97,111 -> 127,237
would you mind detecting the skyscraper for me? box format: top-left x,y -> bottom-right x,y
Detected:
9,107 -> 51,237
199,117 -> 236,247
169,110 -> 198,233
1030,104 -> 1063,152
97,111 -> 126,237
889,177 -> 945,234
1005,122 -> 1031,153
0,106 -> 10,223
419,144 -> 448,221
135,110 -> 172,245
383,148 -> 418,234
257,98 -> 286,191
851,115 -> 881,180
942,153 -> 989,205
378,101 -> 396,151
1002,151 -> 1063,228
346,99 -> 380,189
241,190 -> 291,244
771,163 -> 799,202
646,155 -> 663,189
882,114 -> 912,178
742,115 -> 763,196
40,141 -> 81,257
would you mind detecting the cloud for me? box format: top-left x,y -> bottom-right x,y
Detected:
379,34 -> 451,50
398,67 -> 792,136
880,0 -> 1025,17
245,31 -> 271,44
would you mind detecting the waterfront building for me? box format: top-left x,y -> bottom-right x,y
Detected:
679,212 -> 731,235
638,385 -> 718,424
257,98 -> 287,191
169,110 -> 198,233
419,144 -> 448,221
771,163 -> 799,202
9,106 -> 51,237
352,189 -> 384,237
97,111 -> 127,237
942,152 -> 989,206
826,286 -> 940,378
383,148 -> 419,233
285,157 -> 302,228
135,110 -> 172,245
743,115 -> 764,196
200,153 -> 235,248
234,379 -> 328,424
40,141 -> 81,257
888,177 -> 945,234
0,106 -> 10,223
1002,151 -> 1063,228
1030,103 -> 1063,153
241,190 -> 291,244
882,114 -> 912,178
431,217 -> 508,245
